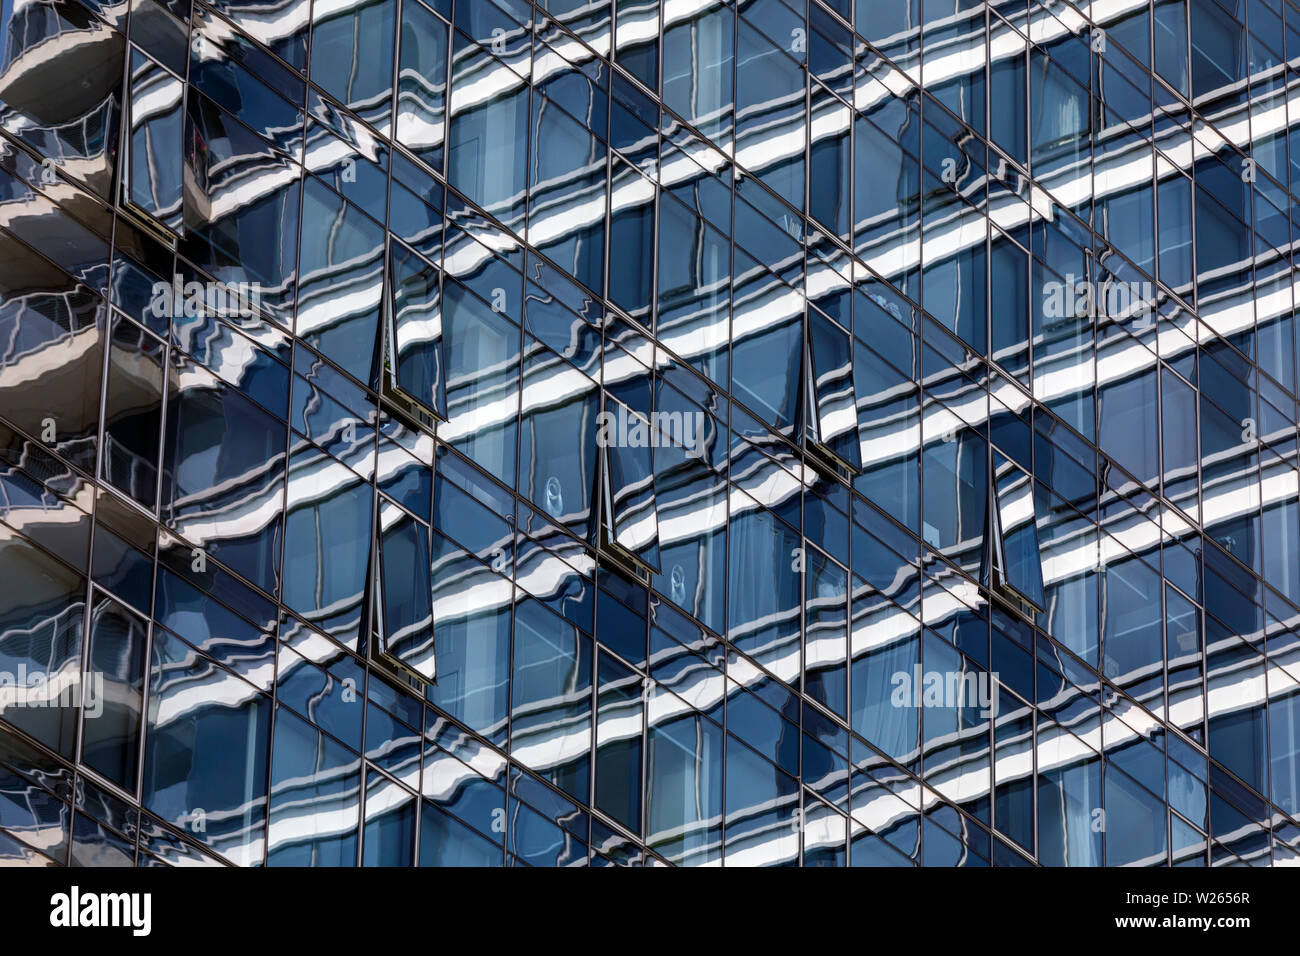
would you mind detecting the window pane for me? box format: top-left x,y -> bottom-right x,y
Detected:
419,799 -> 500,865
727,494 -> 801,682
807,312 -> 862,471
0,0 -> 124,199
663,1 -> 733,149
163,358 -> 285,596
0,528 -> 84,757
102,315 -> 164,509
429,532 -> 511,745
994,453 -> 1045,609
736,21 -> 804,212
82,595 -> 146,790
447,39 -> 528,230
180,95 -> 300,324
268,707 -> 360,866
647,708 -> 721,865
376,501 -> 435,682
125,49 -> 182,230
519,346 -> 598,538
389,242 -> 446,417
142,627 -> 270,865
510,598 -> 591,804
282,444 -> 372,646
594,650 -> 641,833
396,0 -> 448,172
528,94 -> 605,292
311,0 -> 395,133
0,238 -> 105,474
297,178 -> 385,386
442,279 -> 519,485
362,769 -> 415,865
600,404 -> 661,572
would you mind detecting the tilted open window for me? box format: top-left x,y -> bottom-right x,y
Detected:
594,399 -> 664,577
984,452 -> 1046,615
373,499 -> 435,683
804,310 -> 863,473
384,240 -> 447,420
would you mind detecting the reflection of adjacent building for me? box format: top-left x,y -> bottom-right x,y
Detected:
0,0 -> 123,198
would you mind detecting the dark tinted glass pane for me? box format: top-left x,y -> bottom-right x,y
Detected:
511,598 -> 591,803
0,528 -> 83,757
808,312 -> 862,470
600,408 -> 661,571
162,358 -> 285,595
142,627 -> 270,865
180,96 -> 301,324
594,650 -> 641,832
0,238 -> 104,473
268,707 -> 360,866
297,177 -> 384,385
447,38 -> 528,230
125,50 -> 183,230
282,444 -> 372,647
389,241 -> 446,417
994,454 -> 1044,608
311,0 -> 396,132
102,315 -> 164,509
362,769 -> 415,865
376,503 -> 435,682
419,799 -> 500,865
82,595 -> 146,789
0,0 -> 124,198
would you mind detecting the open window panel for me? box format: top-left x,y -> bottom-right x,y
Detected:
383,239 -> 447,422
371,497 -> 436,684
122,47 -> 184,239
594,403 -> 662,581
983,452 -> 1046,619
803,309 -> 863,476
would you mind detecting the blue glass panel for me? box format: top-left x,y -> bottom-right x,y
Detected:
807,311 -> 862,471
311,0 -> 396,133
396,0 -> 449,172
142,627 -> 270,865
376,502 -> 435,682
268,707 -> 360,866
510,597 -> 591,804
389,241 -> 446,417
126,50 -> 183,230
282,444 -> 372,646
82,595 -> 146,790
297,177 -> 384,386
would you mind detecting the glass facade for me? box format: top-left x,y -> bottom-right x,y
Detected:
0,0 -> 1298,867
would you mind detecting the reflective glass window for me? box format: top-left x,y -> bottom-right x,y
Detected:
375,501 -> 435,682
